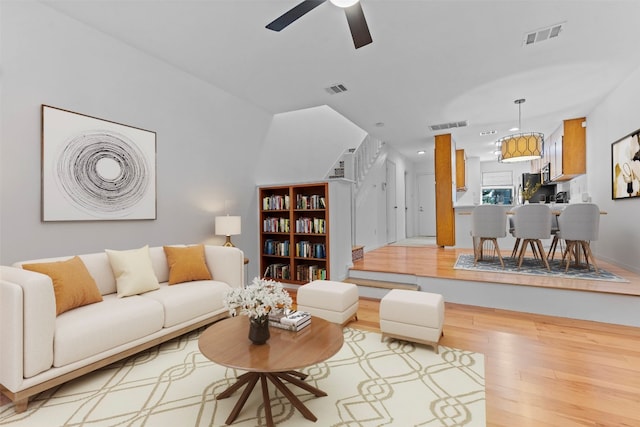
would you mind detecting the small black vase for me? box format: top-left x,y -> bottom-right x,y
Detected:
248,316 -> 270,345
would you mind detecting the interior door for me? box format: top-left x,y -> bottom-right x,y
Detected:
404,171 -> 410,237
417,173 -> 436,236
386,160 -> 397,243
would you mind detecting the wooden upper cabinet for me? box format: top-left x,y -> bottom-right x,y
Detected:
456,149 -> 466,191
547,117 -> 586,181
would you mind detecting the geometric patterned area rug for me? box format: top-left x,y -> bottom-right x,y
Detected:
0,327 -> 485,427
454,253 -> 629,283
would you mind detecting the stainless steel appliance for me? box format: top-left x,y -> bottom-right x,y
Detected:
541,163 -> 551,184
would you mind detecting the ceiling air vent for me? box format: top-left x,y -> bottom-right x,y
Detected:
325,84 -> 348,95
523,22 -> 565,46
429,120 -> 468,132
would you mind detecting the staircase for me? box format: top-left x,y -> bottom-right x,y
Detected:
325,135 -> 384,188
344,277 -> 419,291
324,134 -> 385,259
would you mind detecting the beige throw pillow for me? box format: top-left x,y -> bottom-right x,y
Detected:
163,244 -> 212,285
22,256 -> 103,315
106,245 -> 160,297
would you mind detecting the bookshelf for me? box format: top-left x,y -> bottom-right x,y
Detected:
259,182 -> 330,284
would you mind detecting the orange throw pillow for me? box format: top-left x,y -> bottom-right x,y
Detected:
23,256 -> 103,315
163,245 -> 212,285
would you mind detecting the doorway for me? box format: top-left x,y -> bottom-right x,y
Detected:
386,160 -> 397,243
417,173 -> 436,236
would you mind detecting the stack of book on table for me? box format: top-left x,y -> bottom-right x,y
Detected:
269,310 -> 311,332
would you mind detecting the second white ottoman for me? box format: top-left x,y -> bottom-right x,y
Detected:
379,289 -> 444,353
297,280 -> 359,326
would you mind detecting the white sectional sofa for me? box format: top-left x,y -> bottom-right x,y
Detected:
0,244 -> 244,413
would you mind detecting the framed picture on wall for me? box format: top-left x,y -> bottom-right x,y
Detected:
611,129 -> 640,200
42,105 -> 157,221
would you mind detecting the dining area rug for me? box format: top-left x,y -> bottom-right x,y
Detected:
0,327 -> 485,427
454,253 -> 629,282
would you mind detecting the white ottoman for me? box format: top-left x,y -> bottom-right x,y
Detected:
379,289 -> 444,353
297,280 -> 359,326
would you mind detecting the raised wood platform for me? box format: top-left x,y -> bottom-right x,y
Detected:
348,245 -> 640,327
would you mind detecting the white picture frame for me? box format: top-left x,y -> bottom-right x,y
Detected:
41,105 -> 157,221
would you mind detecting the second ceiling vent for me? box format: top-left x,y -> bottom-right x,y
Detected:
523,22 -> 565,46
429,120 -> 468,132
325,84 -> 348,95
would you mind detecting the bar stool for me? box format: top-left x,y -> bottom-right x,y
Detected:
512,204 -> 552,270
557,203 -> 600,273
471,204 -> 507,268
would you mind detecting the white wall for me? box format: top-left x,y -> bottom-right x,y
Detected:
354,144 -> 414,251
0,1 -> 272,280
255,105 -> 366,185
585,64 -> 640,273
354,152 -> 388,251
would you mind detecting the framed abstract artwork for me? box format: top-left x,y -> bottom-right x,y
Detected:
611,129 -> 640,200
41,105 -> 157,221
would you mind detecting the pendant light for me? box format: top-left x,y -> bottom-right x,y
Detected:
498,99 -> 544,163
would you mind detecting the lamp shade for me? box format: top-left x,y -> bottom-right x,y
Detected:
215,215 -> 241,236
499,132 -> 544,163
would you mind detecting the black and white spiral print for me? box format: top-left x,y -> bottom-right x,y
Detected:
55,131 -> 149,216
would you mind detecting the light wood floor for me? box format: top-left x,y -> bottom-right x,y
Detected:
344,245 -> 640,426
3,246 -> 638,425
351,244 -> 640,295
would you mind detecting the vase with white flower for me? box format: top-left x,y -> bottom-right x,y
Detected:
223,278 -> 293,344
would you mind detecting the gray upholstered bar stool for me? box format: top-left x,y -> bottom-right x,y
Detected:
557,203 -> 601,273
512,203 -> 552,270
471,204 -> 508,268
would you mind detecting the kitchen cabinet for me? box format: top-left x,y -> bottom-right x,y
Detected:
548,117 -> 586,182
456,149 -> 467,191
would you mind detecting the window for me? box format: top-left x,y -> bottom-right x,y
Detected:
481,186 -> 514,205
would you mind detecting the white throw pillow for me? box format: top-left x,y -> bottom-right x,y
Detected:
106,245 -> 160,297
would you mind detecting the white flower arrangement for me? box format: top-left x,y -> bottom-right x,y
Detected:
223,278 -> 293,320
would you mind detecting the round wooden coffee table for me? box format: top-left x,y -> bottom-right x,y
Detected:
198,315 -> 344,426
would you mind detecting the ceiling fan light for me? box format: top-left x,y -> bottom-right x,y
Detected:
329,0 -> 359,8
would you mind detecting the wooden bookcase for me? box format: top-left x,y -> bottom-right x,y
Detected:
259,182 -> 330,284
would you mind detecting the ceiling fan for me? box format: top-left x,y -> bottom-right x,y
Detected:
266,0 -> 373,49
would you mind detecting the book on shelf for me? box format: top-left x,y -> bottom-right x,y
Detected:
263,217 -> 290,233
264,239 -> 290,256
296,194 -> 325,210
295,241 -> 325,258
295,217 -> 325,234
263,194 -> 290,210
295,264 -> 326,281
263,263 -> 290,280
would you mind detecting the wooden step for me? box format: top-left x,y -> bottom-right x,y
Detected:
344,277 -> 419,291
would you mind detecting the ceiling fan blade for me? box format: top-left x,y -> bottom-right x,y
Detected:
266,0 -> 327,32
344,2 -> 372,49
